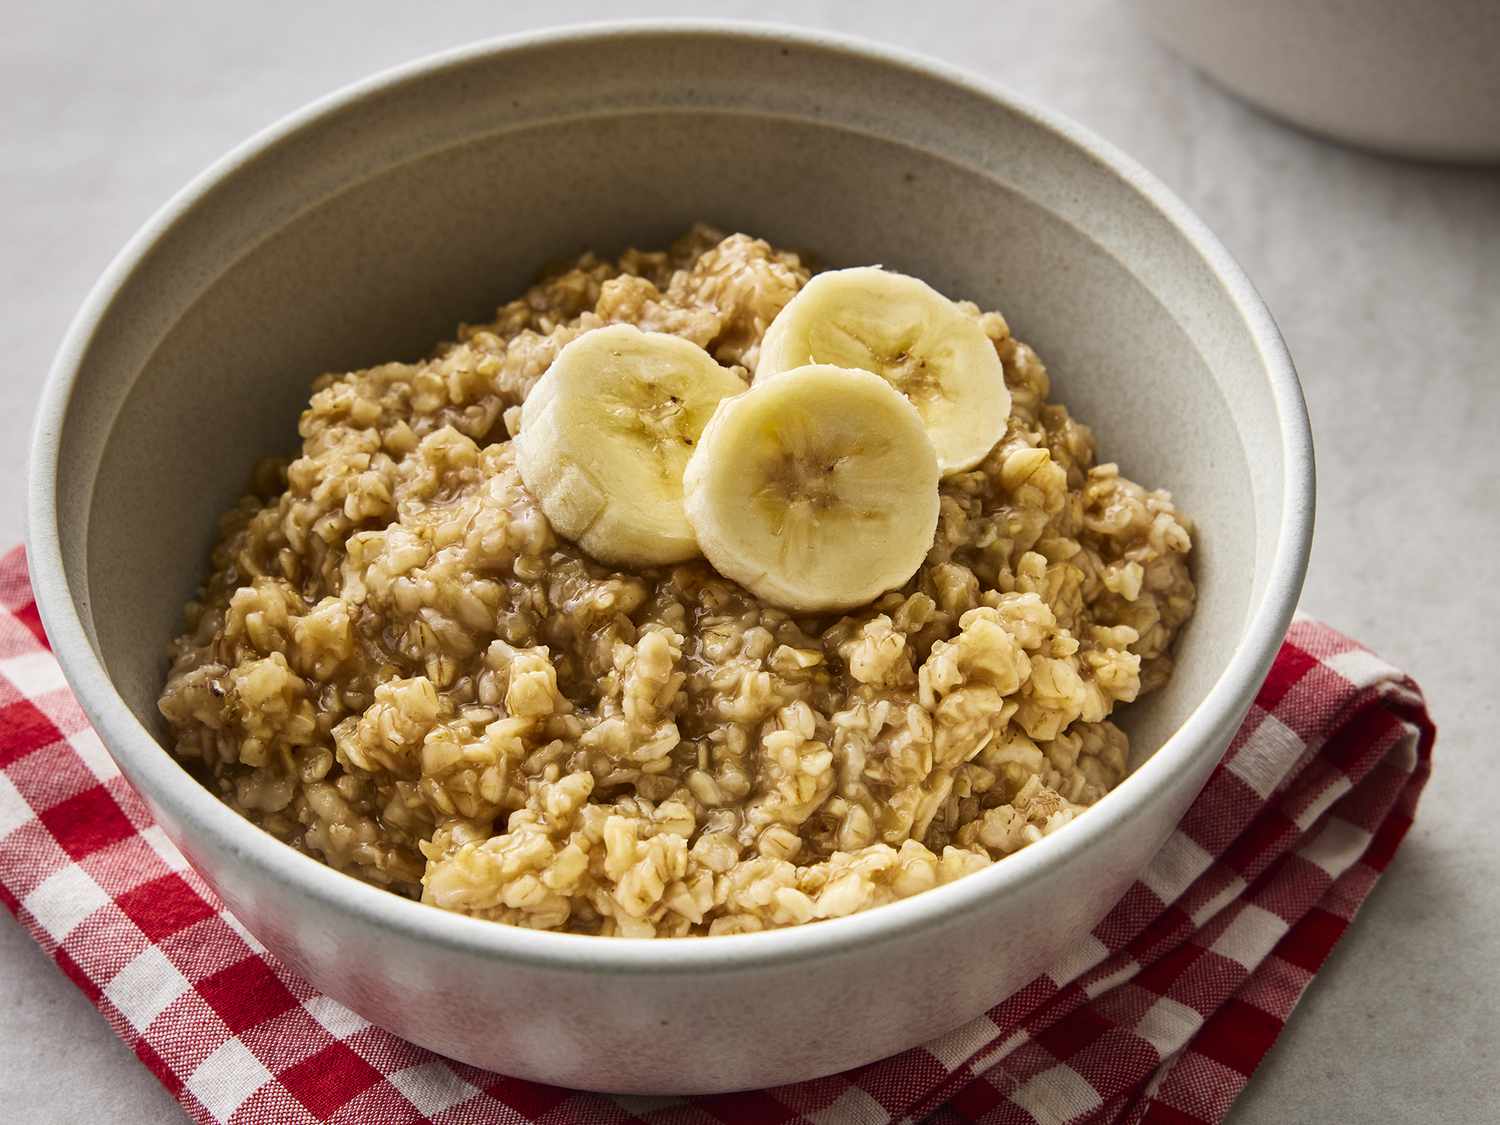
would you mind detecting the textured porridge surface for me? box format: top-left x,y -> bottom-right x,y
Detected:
158,227 -> 1196,937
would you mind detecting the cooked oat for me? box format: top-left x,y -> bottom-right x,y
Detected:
158,227 -> 1196,936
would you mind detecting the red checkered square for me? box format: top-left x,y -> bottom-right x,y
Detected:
38,784 -> 137,859
485,1074 -> 578,1119
327,1078 -> 427,1125
54,943 -> 105,1002
947,1073 -> 1008,1119
279,1041 -> 385,1119
8,599 -> 49,650
848,1048 -> 950,1112
1321,705 -> 1398,775
1219,806 -> 1299,883
1093,883 -> 1171,950
771,1073 -> 862,1120
1253,643 -> 1318,710
1363,809 -> 1415,872
1129,903 -> 1198,964
136,1036 -> 185,1096
197,955 -> 301,1034
1189,998 -> 1282,1076
1138,1100 -> 1206,1125
0,545 -> 1439,1125
0,699 -> 61,766
1133,941 -> 1213,998
1175,771 -> 1264,856
1033,1004 -> 1113,1061
117,873 -> 219,941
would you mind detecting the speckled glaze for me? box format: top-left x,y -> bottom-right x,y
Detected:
28,24 -> 1312,1093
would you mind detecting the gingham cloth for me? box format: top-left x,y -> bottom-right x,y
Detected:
0,546 -> 1434,1125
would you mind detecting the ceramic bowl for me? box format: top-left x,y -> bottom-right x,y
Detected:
28,23 -> 1313,1093
1130,0 -> 1500,163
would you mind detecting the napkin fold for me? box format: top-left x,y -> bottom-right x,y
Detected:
0,546 -> 1433,1125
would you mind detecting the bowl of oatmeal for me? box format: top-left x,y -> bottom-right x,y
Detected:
29,24 -> 1312,1092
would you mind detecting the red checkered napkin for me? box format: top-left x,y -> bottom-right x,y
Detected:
0,545 -> 1433,1125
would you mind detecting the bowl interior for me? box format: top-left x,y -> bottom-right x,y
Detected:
52,29 -> 1277,801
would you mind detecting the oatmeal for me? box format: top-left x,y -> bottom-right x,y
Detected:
158,226 -> 1196,936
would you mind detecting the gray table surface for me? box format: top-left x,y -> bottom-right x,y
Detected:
4,1 -> 1497,1122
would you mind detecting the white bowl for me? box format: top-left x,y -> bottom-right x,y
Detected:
28,23 -> 1313,1093
1131,0 -> 1500,162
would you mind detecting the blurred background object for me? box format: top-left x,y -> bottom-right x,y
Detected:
1130,0 -> 1500,162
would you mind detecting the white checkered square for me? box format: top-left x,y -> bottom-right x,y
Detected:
67,727 -> 120,782
1048,932 -> 1109,984
1298,816 -> 1372,879
1227,713 -> 1301,798
104,945 -> 190,1032
0,772 -> 31,839
221,910 -> 266,954
186,1038 -> 273,1122
1010,1062 -> 1103,1124
809,1084 -> 885,1124
0,651 -> 68,697
304,994 -> 368,1040
1210,904 -> 1289,970
1140,832 -> 1214,904
1134,996 -> 1203,1053
387,1061 -> 480,1118
926,1012 -> 1001,1069
1323,647 -> 1395,688
138,824 -> 189,873
23,864 -> 109,939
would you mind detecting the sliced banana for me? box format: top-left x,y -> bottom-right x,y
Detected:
517,324 -> 747,567
683,364 -> 940,612
756,267 -> 1011,475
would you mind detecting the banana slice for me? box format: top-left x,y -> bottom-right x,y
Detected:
683,364 -> 940,612
517,324 -> 748,567
756,267 -> 1011,474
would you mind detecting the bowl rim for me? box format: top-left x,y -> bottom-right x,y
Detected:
27,19 -> 1314,974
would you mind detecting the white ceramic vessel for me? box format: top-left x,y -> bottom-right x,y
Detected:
28,24 -> 1313,1093
1131,0 -> 1500,162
